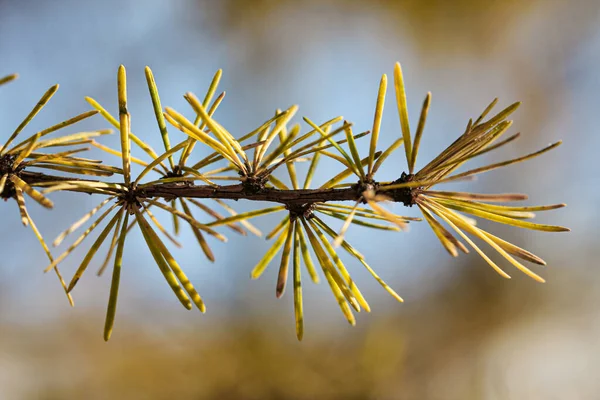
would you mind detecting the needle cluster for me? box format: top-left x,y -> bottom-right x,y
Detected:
0,63 -> 569,341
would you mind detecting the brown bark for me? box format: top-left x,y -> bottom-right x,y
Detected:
20,171 -> 414,206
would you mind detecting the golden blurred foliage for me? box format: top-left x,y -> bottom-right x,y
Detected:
1,264 -> 565,399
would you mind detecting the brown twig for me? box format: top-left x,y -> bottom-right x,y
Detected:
21,171 -> 416,206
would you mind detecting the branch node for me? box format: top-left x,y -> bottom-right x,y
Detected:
353,179 -> 379,204
241,174 -> 268,195
118,184 -> 146,214
287,203 -> 316,221
388,172 -> 419,207
0,153 -> 24,200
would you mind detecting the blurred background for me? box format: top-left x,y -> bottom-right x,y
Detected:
0,0 -> 598,398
